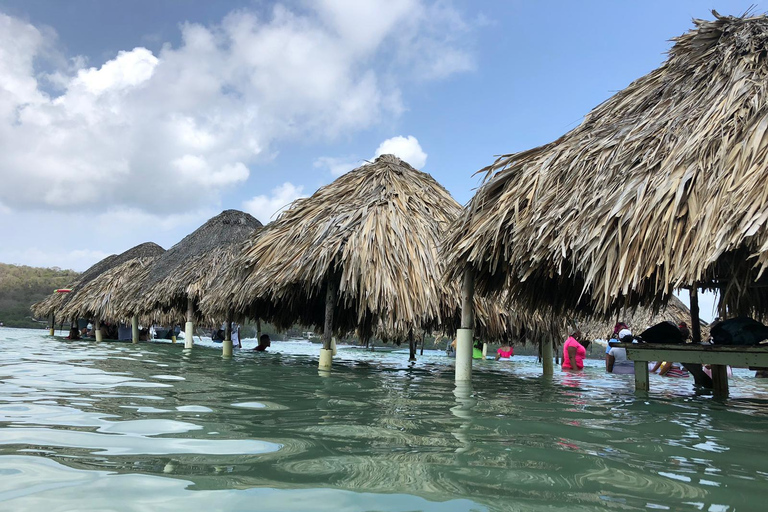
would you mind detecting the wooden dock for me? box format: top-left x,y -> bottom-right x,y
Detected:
618,343 -> 768,397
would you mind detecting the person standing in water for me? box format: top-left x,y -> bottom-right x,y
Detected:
231,322 -> 241,349
562,331 -> 588,371
254,334 -> 271,352
495,344 -> 514,360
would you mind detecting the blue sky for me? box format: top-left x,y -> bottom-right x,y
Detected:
0,1 -> 762,320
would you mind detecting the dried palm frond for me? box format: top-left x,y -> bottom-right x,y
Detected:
58,256 -> 168,324
119,210 -> 262,323
446,12 -> 768,319
202,154 -> 553,342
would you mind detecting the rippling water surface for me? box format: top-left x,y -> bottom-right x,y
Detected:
1,327 -> 768,511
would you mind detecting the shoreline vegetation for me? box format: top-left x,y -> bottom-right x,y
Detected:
0,263 -> 79,328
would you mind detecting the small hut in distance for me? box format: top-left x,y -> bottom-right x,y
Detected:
129,210 -> 262,349
32,242 -> 164,338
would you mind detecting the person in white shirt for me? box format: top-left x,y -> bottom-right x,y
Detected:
231,323 -> 241,349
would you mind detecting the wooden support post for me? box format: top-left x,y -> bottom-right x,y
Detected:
456,270 -> 475,382
408,330 -> 417,362
634,358 -> 650,392
94,317 -> 103,342
690,286 -> 701,344
50,313 -> 56,336
711,364 -> 729,397
420,332 -> 425,356
320,277 -> 338,370
542,339 -> 554,376
185,297 -> 194,349
256,318 -> 262,344
223,308 -> 233,357
131,316 -> 139,344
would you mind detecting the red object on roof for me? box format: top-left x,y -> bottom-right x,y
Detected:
55,288 -> 72,293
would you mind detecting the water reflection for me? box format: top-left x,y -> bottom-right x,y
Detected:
451,381 -> 475,454
0,328 -> 767,511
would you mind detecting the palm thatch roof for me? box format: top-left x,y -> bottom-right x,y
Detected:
57,256 -> 167,324
126,210 -> 262,322
446,11 -> 768,319
202,154 -> 556,342
31,242 -> 164,319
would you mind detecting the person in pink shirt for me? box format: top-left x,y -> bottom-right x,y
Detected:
562,330 -> 587,371
495,345 -> 514,360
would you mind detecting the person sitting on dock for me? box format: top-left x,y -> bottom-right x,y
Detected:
606,344 -> 634,374
495,344 -> 513,360
254,334 -> 271,352
562,331 -> 587,371
650,361 -> 689,378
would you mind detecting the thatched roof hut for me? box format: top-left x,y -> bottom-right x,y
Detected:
31,242 -> 164,320
446,12 -> 768,320
129,210 -> 262,322
202,154 -> 550,343
57,255 -> 164,324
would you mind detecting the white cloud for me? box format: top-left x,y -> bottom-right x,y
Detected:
242,182 -> 307,223
316,134 -> 428,177
0,2 -> 474,216
374,135 -> 427,169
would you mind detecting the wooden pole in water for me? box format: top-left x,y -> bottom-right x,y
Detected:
690,286 -> 701,344
634,357 -> 650,393
711,364 -> 729,397
420,331 -> 425,356
184,297 -> 194,349
131,315 -> 139,344
94,316 -> 103,342
408,329 -> 417,361
50,313 -> 55,336
456,269 -> 474,382
319,277 -> 338,370
541,338 -> 553,376
256,318 -> 262,344
223,308 -> 233,357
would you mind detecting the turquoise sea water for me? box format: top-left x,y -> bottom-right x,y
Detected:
1,327 -> 767,511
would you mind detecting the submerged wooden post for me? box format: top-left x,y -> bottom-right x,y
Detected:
131,316 -> 139,344
420,332 -> 425,356
184,297 -> 194,349
49,313 -> 56,336
711,364 -> 729,397
256,318 -> 262,345
94,316 -> 103,342
223,308 -> 233,357
690,286 -> 701,344
319,277 -> 338,370
408,330 -> 417,362
456,270 -> 475,382
542,339 -> 554,376
634,358 -> 650,392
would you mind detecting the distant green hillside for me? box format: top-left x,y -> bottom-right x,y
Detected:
0,263 -> 80,328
